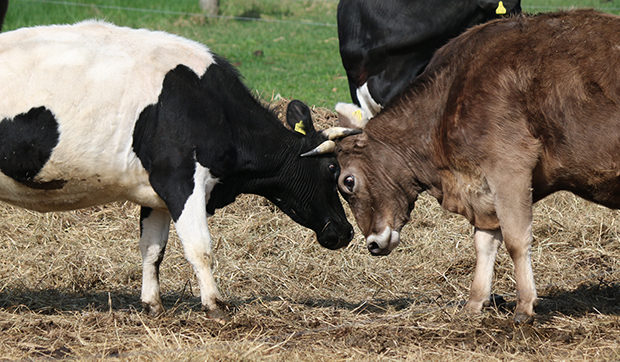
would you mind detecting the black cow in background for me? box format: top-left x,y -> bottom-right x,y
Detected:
0,0 -> 8,31
336,0 -> 521,127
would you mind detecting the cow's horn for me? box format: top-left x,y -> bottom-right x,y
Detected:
300,140 -> 336,157
321,127 -> 362,140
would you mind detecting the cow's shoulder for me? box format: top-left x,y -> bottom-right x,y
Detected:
132,57 -> 249,182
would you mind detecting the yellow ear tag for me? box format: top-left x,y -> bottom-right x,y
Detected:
353,109 -> 363,121
294,121 -> 306,135
496,1 -> 507,15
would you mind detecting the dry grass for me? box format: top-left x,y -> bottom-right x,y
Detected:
0,102 -> 619,361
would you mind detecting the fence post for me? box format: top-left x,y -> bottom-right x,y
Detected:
199,0 -> 219,15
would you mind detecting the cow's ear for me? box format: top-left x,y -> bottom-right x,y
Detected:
335,102 -> 368,129
286,100 -> 316,136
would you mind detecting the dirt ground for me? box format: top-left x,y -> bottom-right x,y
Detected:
0,103 -> 618,361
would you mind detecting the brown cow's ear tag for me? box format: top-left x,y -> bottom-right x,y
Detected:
353,109 -> 363,121
294,120 -> 306,135
496,1 -> 507,15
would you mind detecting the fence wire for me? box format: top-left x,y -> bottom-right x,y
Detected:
14,0 -> 339,26
15,0 -> 620,30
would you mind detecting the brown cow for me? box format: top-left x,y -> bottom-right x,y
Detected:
336,9 -> 620,323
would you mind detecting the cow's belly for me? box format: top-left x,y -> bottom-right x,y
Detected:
0,164 -> 166,213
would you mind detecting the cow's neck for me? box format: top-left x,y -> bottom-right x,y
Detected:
205,101 -> 298,213
233,120 -> 297,192
364,69 -> 456,203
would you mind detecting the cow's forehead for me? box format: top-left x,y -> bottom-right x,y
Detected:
336,133 -> 367,156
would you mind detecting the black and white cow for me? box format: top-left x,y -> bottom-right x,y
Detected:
335,0 -> 521,126
0,0 -> 8,31
0,20 -> 357,321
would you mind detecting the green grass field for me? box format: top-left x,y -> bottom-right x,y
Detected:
4,0 -> 620,108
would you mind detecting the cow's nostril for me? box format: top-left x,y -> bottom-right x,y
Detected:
368,242 -> 379,252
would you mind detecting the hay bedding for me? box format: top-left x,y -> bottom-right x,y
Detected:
0,102 -> 618,360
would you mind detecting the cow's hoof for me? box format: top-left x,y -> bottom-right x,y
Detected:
204,301 -> 232,325
483,294 -> 507,309
462,300 -> 484,315
514,311 -> 535,325
206,308 -> 230,324
141,301 -> 165,317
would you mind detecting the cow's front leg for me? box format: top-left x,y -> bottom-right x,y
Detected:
464,228 -> 502,313
139,207 -> 171,316
490,175 -> 538,323
170,163 -> 227,322
503,221 -> 537,323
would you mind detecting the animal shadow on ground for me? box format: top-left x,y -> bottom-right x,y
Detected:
536,281 -> 620,318
0,288 -> 145,314
1,282 -> 618,319
484,281 -> 620,324
0,288 -> 435,316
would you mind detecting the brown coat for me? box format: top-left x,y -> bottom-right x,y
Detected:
336,9 -> 620,322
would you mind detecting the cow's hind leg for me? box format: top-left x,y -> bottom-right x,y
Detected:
139,207 -> 171,316
464,228 -> 502,313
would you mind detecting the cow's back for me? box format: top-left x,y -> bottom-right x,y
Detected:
0,21 -> 214,211
426,10 -> 620,207
337,0 -> 521,113
0,20 -> 213,121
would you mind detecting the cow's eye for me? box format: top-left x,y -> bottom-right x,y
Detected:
343,175 -> 355,192
328,164 -> 337,174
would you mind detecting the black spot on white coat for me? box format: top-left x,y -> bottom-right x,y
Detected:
0,106 -> 62,188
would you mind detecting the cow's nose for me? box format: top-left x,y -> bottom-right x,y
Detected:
368,241 -> 391,256
317,221 -> 353,250
366,227 -> 400,256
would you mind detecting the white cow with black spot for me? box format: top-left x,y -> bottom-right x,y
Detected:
0,20 -> 357,321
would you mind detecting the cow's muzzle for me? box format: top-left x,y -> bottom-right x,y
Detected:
317,221 -> 354,250
367,227 -> 400,256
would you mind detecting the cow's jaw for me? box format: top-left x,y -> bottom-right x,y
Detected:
366,226 -> 400,256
